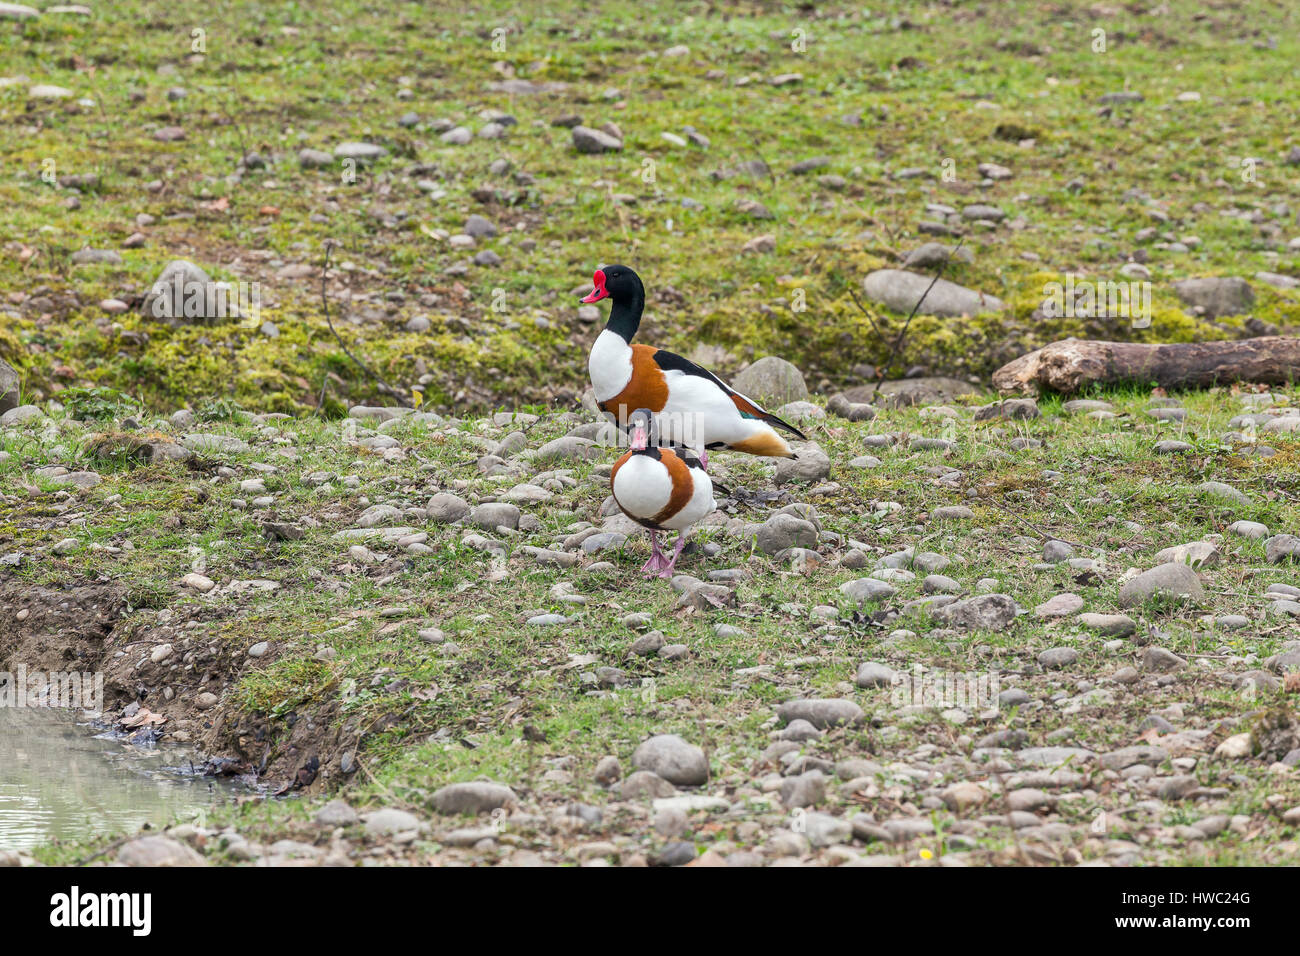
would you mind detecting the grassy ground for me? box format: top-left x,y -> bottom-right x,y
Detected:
3,0 -> 1300,868
3,381 -> 1300,866
2,0 -> 1298,415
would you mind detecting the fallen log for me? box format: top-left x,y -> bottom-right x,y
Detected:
992,336 -> 1300,396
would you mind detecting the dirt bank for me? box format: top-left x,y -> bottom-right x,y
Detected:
0,578 -> 352,795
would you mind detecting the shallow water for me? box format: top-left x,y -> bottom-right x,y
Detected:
0,708 -> 236,851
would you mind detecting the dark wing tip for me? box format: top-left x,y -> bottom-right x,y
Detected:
766,415 -> 808,442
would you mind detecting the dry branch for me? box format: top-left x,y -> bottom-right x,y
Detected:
992,336 -> 1300,396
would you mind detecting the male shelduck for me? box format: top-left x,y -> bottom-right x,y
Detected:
582,265 -> 806,466
611,408 -> 718,578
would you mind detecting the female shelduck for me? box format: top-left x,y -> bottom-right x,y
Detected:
611,408 -> 718,578
582,264 -> 806,466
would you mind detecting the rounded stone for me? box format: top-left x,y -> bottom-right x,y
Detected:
632,734 -> 709,786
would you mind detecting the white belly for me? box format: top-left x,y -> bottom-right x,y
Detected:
611,454 -> 715,531
612,455 -> 673,520
661,466 -> 716,531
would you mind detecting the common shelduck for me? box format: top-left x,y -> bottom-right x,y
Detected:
611,408 -> 718,578
582,265 -> 806,466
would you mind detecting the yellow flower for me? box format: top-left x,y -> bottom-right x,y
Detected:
919,848 -> 934,860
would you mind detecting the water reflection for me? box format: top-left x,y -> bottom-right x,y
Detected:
0,708 -> 236,851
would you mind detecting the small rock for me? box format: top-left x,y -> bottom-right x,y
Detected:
855,661 -> 895,688
1118,563 -> 1204,607
776,698 -> 865,729
572,126 -> 623,153
181,572 -> 215,593
470,502 -> 520,532
1153,541 -> 1221,568
774,443 -> 830,485
364,807 -> 424,835
1038,647 -> 1079,669
1078,613 -> 1136,637
1227,520 -> 1269,540
755,513 -> 818,555
334,141 -> 388,161
1214,733 -> 1252,759
1265,535 -> 1300,564
594,756 -> 622,785
1172,276 -> 1254,318
116,836 -> 204,867
780,770 -> 826,809
862,269 -> 1006,318
621,771 -> 677,800
1141,647 -> 1188,673
1195,481 -> 1249,506
632,734 -> 709,786
430,782 -> 517,815
314,799 -> 359,826
427,492 -> 470,523
934,594 -> 1018,630
1035,593 -> 1084,619
729,356 -> 809,406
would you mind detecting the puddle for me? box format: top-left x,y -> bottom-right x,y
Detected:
0,708 -> 238,851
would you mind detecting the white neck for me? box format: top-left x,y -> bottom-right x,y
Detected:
589,329 -> 633,402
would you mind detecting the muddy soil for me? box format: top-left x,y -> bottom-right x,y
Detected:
0,577 -> 352,796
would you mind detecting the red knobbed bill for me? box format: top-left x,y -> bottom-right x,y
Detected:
580,269 -> 609,303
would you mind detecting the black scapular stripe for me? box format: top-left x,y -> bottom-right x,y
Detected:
651,349 -> 807,442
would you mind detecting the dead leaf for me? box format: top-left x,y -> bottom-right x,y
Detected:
560,653 -> 600,671
121,706 -> 167,729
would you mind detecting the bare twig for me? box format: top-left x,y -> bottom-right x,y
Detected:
983,496 -> 1084,548
75,834 -> 133,867
313,372 -> 330,417
846,283 -> 891,351
320,243 -> 411,408
750,145 -> 777,190
878,236 -> 966,374
218,99 -> 250,169
605,183 -> 632,245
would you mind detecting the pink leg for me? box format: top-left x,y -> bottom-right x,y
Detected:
658,535 -> 688,578
699,449 -> 709,470
640,531 -> 666,576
